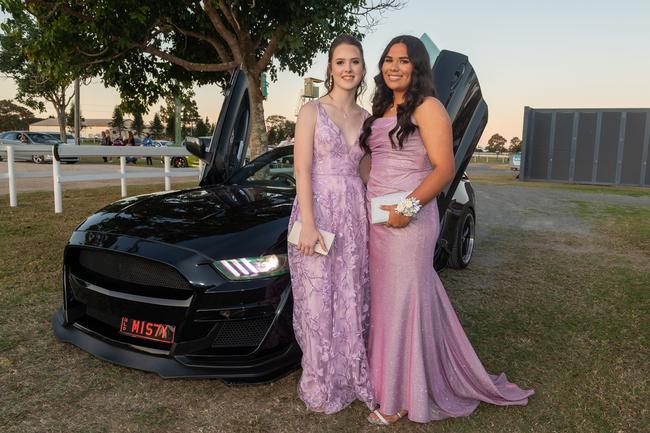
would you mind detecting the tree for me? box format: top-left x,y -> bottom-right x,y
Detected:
509,136 -> 522,153
194,117 -> 210,137
0,99 -> 39,130
266,114 -> 296,145
149,113 -> 164,138
485,133 -> 507,153
165,113 -> 176,140
111,106 -> 125,137
66,102 -> 85,131
132,112 -> 145,136
0,8 -> 90,142
17,0 -> 402,158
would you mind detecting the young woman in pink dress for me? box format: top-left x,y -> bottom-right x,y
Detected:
288,35 -> 375,414
360,35 -> 534,425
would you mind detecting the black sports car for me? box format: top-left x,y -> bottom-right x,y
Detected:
52,45 -> 487,383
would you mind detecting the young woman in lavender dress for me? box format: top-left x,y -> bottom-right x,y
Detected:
287,34 -> 375,414
360,35 -> 534,425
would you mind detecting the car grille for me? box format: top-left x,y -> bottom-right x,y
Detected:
71,249 -> 194,301
211,316 -> 275,348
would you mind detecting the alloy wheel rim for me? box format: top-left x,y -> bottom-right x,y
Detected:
461,213 -> 475,264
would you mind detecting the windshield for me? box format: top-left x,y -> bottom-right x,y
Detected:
30,133 -> 61,144
228,147 -> 295,189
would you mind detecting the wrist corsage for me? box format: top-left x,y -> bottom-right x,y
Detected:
395,196 -> 422,217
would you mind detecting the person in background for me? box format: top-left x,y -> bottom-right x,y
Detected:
124,131 -> 137,164
101,130 -> 112,162
142,132 -> 154,166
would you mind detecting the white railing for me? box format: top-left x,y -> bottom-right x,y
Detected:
470,152 -> 512,163
0,144 -> 205,213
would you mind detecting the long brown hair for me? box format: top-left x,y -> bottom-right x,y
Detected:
359,35 -> 435,152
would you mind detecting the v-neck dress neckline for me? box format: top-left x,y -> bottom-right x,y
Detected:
316,100 -> 367,152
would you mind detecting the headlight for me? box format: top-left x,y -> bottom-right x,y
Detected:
213,254 -> 289,281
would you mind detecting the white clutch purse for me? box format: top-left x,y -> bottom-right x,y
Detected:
288,220 -> 335,255
370,191 -> 411,224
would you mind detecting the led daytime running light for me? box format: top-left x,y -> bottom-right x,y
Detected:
214,254 -> 289,280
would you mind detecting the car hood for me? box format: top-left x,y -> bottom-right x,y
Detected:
76,185 -> 294,259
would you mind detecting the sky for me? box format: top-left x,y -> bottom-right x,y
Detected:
1,0 -> 649,146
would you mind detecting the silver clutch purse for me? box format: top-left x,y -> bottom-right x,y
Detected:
288,221 -> 335,255
370,191 -> 411,224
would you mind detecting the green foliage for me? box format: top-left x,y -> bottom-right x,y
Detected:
486,133 -> 508,153
132,112 -> 144,136
149,113 -> 164,137
266,115 -> 295,145
165,113 -> 175,139
0,99 -> 38,130
111,106 -> 125,135
194,117 -> 209,137
0,5 -> 90,120
509,136 -> 522,153
66,103 -> 85,130
11,0 -> 402,156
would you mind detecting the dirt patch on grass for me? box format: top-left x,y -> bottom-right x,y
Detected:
1,182 -> 649,432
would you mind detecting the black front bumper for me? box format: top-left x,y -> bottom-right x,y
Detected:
52,308 -> 301,382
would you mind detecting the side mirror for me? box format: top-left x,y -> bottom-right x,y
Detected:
184,139 -> 206,159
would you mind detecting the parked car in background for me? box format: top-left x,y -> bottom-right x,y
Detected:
152,140 -> 174,147
52,37 -> 487,382
510,152 -> 521,177
169,137 -> 207,168
44,132 -> 76,145
0,131 -> 79,163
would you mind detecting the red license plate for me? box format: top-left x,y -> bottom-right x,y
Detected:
119,317 -> 176,344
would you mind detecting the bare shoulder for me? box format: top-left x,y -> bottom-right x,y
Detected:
414,97 -> 448,122
297,101 -> 318,123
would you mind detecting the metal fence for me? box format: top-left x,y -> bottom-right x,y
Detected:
0,144 -> 202,213
521,107 -> 650,186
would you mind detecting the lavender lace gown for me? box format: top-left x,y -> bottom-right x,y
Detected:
367,116 -> 534,423
288,101 -> 375,414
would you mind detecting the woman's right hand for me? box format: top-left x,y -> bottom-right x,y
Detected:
298,223 -> 327,256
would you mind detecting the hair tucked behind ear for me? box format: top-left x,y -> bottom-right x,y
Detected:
359,35 -> 435,153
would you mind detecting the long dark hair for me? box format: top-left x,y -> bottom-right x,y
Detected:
359,35 -> 435,152
323,34 -> 366,101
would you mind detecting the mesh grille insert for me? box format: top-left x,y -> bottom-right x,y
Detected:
211,316 -> 274,348
77,249 -> 192,291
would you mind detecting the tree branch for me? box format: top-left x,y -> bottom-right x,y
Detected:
142,46 -> 237,72
166,20 -> 231,62
218,0 -> 241,34
203,1 -> 241,63
256,26 -> 286,72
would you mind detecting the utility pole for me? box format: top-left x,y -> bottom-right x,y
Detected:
174,96 -> 182,145
74,78 -> 80,145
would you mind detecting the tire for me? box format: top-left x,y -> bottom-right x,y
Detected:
173,157 -> 188,168
448,208 -> 475,269
32,154 -> 45,164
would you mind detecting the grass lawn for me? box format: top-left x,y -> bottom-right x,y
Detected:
470,171 -> 650,198
0,184 -> 648,432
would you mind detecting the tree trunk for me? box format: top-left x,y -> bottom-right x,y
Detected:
56,103 -> 67,142
245,70 -> 268,160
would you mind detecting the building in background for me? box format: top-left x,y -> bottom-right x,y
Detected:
29,118 -> 148,138
521,107 -> 650,186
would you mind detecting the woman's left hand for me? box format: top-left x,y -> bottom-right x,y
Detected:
380,204 -> 412,228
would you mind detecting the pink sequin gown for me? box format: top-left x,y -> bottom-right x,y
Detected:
288,101 -> 375,414
366,116 -> 534,423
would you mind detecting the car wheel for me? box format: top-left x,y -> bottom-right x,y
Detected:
173,157 -> 188,168
32,154 -> 45,164
448,208 -> 475,269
